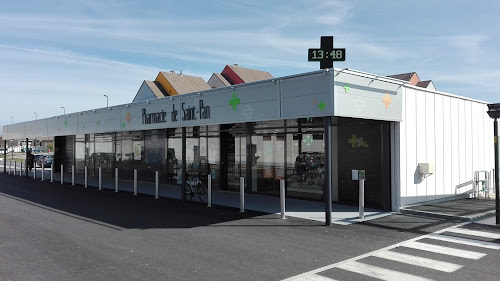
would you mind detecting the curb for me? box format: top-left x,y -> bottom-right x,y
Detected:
400,208 -> 496,222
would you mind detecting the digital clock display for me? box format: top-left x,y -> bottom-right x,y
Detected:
308,48 -> 346,61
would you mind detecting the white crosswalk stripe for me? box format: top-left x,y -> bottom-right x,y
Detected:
404,241 -> 486,259
282,224 -> 498,281
372,250 -> 462,272
293,274 -> 337,281
427,233 -> 500,249
445,228 -> 500,239
337,260 -> 433,281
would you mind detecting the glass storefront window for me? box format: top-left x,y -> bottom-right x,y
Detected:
286,118 -> 325,200
144,130 -> 166,183
251,120 -> 285,195
206,125 -> 220,189
167,128 -> 183,185
220,123 -> 246,191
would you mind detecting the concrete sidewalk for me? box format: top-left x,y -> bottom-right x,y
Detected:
400,198 -> 497,223
0,162 -> 390,225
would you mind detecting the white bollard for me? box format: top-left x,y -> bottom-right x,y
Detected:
240,177 -> 245,212
359,178 -> 365,220
99,167 -> 102,190
33,165 -> 36,179
280,179 -> 286,219
84,166 -> 88,188
115,168 -> 119,192
9,160 -> 11,175
208,174 -> 212,207
20,162 -> 23,177
155,171 -> 159,199
41,164 -> 45,181
133,169 -> 137,195
51,164 -> 54,182
14,161 -> 16,176
72,165 -> 75,186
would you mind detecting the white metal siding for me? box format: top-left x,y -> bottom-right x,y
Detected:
398,86 -> 494,206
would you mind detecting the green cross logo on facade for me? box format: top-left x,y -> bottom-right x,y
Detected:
344,83 -> 350,93
229,92 -> 240,111
121,121 -> 126,128
303,135 -> 314,147
318,101 -> 326,111
97,120 -> 101,126
64,119 -> 68,127
348,134 -> 368,148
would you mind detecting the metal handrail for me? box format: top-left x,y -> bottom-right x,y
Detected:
455,180 -> 474,194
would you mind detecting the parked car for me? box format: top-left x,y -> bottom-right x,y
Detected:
41,155 -> 53,168
34,154 -> 45,167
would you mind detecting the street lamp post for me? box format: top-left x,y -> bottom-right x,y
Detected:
487,104 -> 500,224
33,112 -> 37,120
104,95 -> 109,107
61,107 -> 65,114
10,117 -> 13,124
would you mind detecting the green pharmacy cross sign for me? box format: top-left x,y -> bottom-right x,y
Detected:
308,36 -> 346,69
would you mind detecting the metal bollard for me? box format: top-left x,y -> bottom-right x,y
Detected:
359,178 -> 365,220
14,161 -> 16,176
99,167 -> 102,190
155,171 -> 159,199
84,166 -> 88,188
208,174 -> 212,207
41,164 -> 45,181
51,164 -> 54,182
280,179 -> 286,219
240,177 -> 245,212
34,165 -> 36,179
133,169 -> 137,195
72,165 -> 75,186
61,165 -> 64,184
115,168 -> 119,192
19,162 -> 22,176
9,160 -> 11,175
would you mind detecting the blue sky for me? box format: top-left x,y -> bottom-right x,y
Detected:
1,0 -> 500,131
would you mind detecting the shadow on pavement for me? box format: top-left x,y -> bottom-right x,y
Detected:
0,173 -> 282,230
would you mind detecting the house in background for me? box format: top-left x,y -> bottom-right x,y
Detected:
387,72 -> 436,91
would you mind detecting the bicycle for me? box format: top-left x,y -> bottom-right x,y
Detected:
185,177 -> 208,203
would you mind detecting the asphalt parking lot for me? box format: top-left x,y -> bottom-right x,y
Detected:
1,173 -> 497,281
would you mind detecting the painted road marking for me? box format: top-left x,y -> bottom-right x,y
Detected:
281,222 -> 496,281
428,233 -> 500,250
445,228 -> 500,239
404,241 -> 486,259
337,261 -> 433,281
293,274 -> 336,281
373,250 -> 462,272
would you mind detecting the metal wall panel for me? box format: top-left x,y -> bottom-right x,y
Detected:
442,96 -> 453,195
334,71 -> 403,122
404,88 -> 417,205
434,95 -> 445,198
425,92 -> 436,201
415,88 -> 427,202
281,71 -> 333,118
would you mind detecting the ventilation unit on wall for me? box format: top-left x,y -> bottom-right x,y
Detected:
418,163 -> 435,176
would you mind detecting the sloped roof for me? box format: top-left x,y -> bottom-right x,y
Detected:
144,80 -> 166,98
416,80 -> 436,90
159,72 -> 211,95
208,73 -> 231,88
226,65 -> 273,83
416,80 -> 431,88
387,72 -> 417,82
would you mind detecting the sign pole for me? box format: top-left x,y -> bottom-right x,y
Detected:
495,118 -> 499,224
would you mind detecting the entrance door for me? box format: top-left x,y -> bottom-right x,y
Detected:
337,118 -> 391,210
